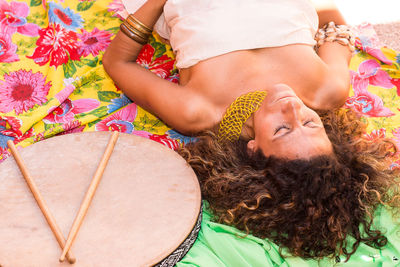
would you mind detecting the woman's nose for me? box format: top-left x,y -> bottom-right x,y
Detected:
280,98 -> 301,114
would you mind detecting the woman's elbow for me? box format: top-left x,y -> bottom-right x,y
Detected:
332,75 -> 351,108
334,88 -> 350,108
310,78 -> 350,110
102,49 -> 113,76
102,49 -> 126,84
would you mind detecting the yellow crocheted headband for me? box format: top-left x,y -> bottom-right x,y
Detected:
217,91 -> 267,142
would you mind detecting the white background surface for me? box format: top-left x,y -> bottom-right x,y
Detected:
335,0 -> 400,25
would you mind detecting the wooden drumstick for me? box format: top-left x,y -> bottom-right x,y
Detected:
59,131 -> 120,262
7,140 -> 76,264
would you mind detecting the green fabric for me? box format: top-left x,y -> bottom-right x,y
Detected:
177,205 -> 400,267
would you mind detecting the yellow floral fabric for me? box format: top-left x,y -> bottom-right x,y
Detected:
0,1 -> 399,168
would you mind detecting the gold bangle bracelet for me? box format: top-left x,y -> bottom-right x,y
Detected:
123,21 -> 150,40
124,20 -> 151,39
120,24 -> 147,45
126,14 -> 152,34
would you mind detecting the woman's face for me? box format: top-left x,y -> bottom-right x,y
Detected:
247,84 -> 333,159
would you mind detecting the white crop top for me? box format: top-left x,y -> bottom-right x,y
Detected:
123,0 -> 319,69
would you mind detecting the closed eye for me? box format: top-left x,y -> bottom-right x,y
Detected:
274,119 -> 320,135
273,124 -> 290,135
303,119 -> 320,127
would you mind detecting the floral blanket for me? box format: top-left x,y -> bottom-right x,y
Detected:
0,0 -> 400,166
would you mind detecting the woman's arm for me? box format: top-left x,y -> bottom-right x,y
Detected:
104,0 -> 165,63
308,0 -> 352,109
103,0 -> 215,134
309,0 -> 347,27
313,43 -> 351,109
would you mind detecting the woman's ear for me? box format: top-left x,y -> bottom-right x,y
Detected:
246,139 -> 257,156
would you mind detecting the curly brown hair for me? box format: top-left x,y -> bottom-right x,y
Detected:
178,109 -> 400,260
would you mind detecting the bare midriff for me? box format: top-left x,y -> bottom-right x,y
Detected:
178,44 -> 328,116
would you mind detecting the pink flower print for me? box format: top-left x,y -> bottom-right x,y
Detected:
0,24 -> 18,62
107,0 -> 128,20
351,23 -> 392,65
0,70 -> 51,115
43,98 -> 100,124
95,103 -> 137,133
44,99 -> 74,123
55,83 -> 75,103
17,127 -> 33,142
57,120 -> 85,136
354,38 -> 392,65
33,132 -> 45,142
363,128 -> 386,141
64,125 -> 85,134
0,0 -> 39,36
0,145 -> 10,162
0,115 -> 22,148
391,78 -> 400,97
350,59 -> 394,93
0,116 -> 33,149
136,44 -> 175,79
132,130 -> 151,138
28,24 -> 80,68
62,120 -> 81,131
345,89 -> 395,117
364,47 -> 392,66
77,28 -> 112,57
0,116 -> 22,136
53,77 -> 79,103
149,134 -> 180,150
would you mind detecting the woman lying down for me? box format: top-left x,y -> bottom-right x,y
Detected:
103,0 -> 400,265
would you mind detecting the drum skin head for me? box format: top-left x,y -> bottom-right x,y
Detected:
0,132 -> 201,267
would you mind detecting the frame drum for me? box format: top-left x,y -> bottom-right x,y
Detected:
0,132 -> 201,267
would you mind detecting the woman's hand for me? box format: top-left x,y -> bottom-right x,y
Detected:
104,0 -> 167,62
310,0 -> 347,27
134,0 -> 167,29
